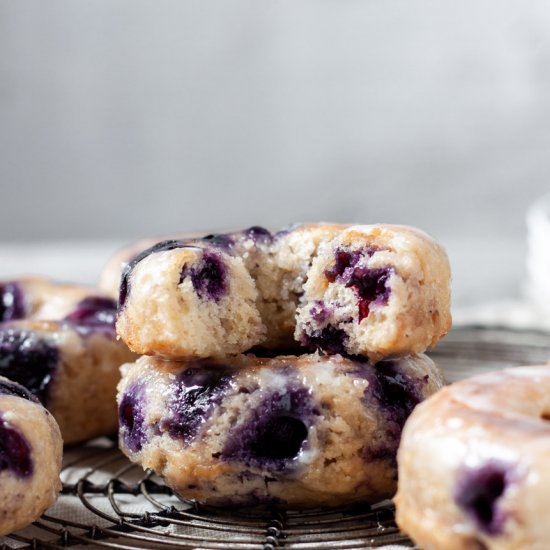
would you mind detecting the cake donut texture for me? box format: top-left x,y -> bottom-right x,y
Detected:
0,278 -> 136,443
295,224 -> 451,360
395,366 -> 550,550
0,376 -> 62,535
116,224 -> 450,360
117,352 -> 443,507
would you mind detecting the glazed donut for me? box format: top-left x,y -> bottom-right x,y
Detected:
115,224 -> 450,360
0,277 -> 136,443
0,376 -> 62,535
395,366 -> 550,550
117,352 -> 443,507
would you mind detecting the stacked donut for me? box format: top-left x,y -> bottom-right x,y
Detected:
112,223 -> 451,507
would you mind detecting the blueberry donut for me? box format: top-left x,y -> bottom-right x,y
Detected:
117,352 -> 443,507
115,224 -> 450,360
114,225 -> 345,357
0,278 -> 136,443
0,376 -> 62,535
395,366 -> 550,550
295,224 -> 451,361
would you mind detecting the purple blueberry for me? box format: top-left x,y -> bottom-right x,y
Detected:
0,379 -> 38,403
324,248 -> 392,321
180,251 -> 228,302
119,383 -> 147,453
0,415 -> 33,478
0,282 -> 25,322
119,239 -> 189,308
222,384 -> 312,471
243,226 -> 272,243
0,329 -> 59,405
163,364 -> 234,444
357,360 -> 426,465
301,324 -> 348,355
65,296 -> 117,334
455,463 -> 509,535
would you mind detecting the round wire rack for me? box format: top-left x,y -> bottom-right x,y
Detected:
3,325 -> 550,550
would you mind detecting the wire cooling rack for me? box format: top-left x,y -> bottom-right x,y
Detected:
3,325 -> 550,550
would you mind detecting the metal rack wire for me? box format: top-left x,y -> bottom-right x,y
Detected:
3,438 -> 412,549
3,326 -> 549,549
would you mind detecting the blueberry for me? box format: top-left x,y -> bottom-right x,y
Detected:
347,267 -> 393,321
250,416 -> 308,460
0,379 -> 37,402
0,282 -> 25,322
65,296 -> 117,333
0,329 -> 59,405
244,226 -> 272,243
222,384 -> 312,471
324,248 -> 392,321
119,383 -> 147,453
163,364 -> 234,444
358,360 -> 426,465
301,324 -> 348,355
119,239 -> 188,308
0,415 -> 33,478
455,463 -> 509,535
180,251 -> 228,302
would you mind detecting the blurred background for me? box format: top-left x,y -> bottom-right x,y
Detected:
1,0 -> 550,311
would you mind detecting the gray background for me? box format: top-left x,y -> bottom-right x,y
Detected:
1,1 -> 550,304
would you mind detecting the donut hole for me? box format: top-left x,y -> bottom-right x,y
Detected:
540,411 -> 550,422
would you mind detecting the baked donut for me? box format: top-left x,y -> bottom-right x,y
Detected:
115,224 -> 450,360
0,277 -> 136,443
117,352 -> 443,507
395,366 -> 550,550
0,376 -> 62,535
295,224 -> 451,361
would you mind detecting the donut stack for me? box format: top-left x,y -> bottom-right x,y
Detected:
113,223 -> 451,507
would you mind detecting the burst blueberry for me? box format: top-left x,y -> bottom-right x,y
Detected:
0,329 -> 59,404
65,296 -> 117,333
163,364 -> 234,444
222,384 -> 312,470
324,248 -> 392,321
301,324 -> 348,355
0,415 -> 33,478
454,463 -> 509,535
359,360 -> 426,463
119,383 -> 147,453
180,251 -> 228,302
